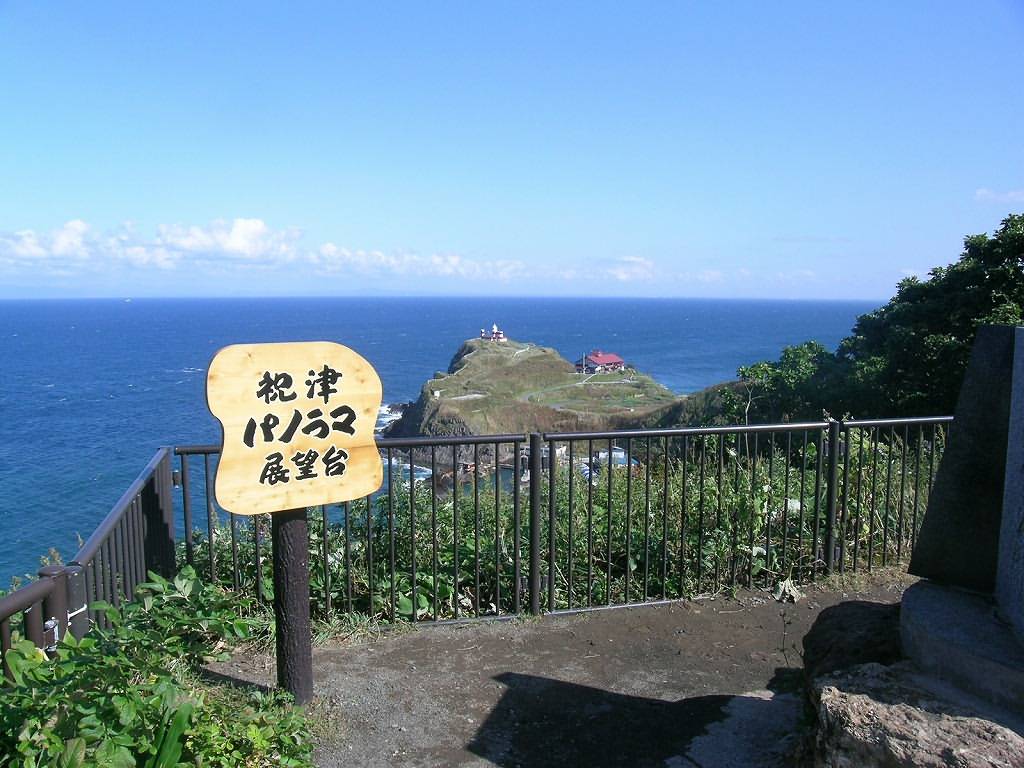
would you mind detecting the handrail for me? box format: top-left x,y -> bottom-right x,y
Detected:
177,434 -> 528,455
0,578 -> 54,618
544,421 -> 831,441
73,447 -> 172,565
841,416 -> 954,428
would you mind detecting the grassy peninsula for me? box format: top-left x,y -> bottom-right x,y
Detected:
387,337 -> 721,436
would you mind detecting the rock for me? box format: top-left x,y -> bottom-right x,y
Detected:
910,325 -> 1016,593
773,578 -> 804,603
803,600 -> 901,680
810,662 -> 1024,768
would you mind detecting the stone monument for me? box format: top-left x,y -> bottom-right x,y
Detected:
902,324 -> 1024,710
997,327 -> 1024,640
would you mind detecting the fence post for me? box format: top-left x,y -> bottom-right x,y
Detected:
272,507 -> 313,705
37,565 -> 68,654
824,419 -> 841,574
64,564 -> 89,639
529,433 -> 542,616
142,449 -> 176,578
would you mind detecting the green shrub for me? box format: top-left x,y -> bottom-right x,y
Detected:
0,567 -> 310,768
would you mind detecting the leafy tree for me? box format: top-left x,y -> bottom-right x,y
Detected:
838,213 -> 1024,415
736,213 -> 1024,420
730,341 -> 834,423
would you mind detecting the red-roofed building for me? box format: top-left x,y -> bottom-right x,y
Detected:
575,350 -> 626,373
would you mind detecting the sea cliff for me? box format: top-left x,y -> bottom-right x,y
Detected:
386,337 -> 730,437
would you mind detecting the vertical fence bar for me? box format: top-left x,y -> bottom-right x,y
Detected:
24,602 -> 44,648
729,434 -> 739,588
868,428 -> 880,570
897,425 -> 909,561
824,420 -> 840,574
547,438 -> 557,611
781,432 -> 792,576
606,438 -> 613,604
838,425 -> 851,573
494,442 -> 502,614
255,516 -> 265,603
567,440 -> 575,610
453,444 -> 461,620
180,454 -> 194,566
882,426 -> 895,566
661,437 -> 669,599
385,448 -> 393,619
204,454 -> 216,583
513,439 -> 522,615
765,432 -> 775,587
132,500 -> 146,592
410,455 -> 417,624
696,436 -> 706,592
105,539 -> 119,609
529,433 -> 542,615
321,505 -> 331,618
624,438 -> 633,603
812,428 -> 824,577
852,429 -> 865,573
432,446 -> 439,620
643,439 -> 651,602
719,435 -> 728,588
474,443 -> 482,617
364,493 -> 372,618
230,512 -> 240,591
748,432 -> 759,587
66,564 -> 88,639
586,438 -> 594,607
38,566 -> 68,653
680,436 -> 689,596
343,502 -> 352,614
1,618 -> 11,679
117,519 -> 129,602
797,431 -> 808,577
911,428 -> 923,551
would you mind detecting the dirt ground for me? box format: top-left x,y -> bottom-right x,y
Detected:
209,570 -> 913,768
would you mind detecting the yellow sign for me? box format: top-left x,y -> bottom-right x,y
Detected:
207,342 -> 383,515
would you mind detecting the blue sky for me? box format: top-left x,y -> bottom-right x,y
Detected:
1,2 -> 1022,300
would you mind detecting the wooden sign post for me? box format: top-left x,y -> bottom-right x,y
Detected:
207,341 -> 383,704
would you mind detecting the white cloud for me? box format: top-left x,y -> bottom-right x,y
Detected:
0,219 -> 531,284
605,255 -> 655,282
50,219 -> 90,258
312,243 -> 527,281
155,218 -> 302,261
974,187 -> 1024,204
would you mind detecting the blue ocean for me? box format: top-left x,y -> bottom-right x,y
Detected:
0,297 -> 875,582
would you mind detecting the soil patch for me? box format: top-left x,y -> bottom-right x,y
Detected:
209,569 -> 913,767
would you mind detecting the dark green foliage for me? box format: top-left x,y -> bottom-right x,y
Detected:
0,568 -> 311,768
733,214 -> 1024,421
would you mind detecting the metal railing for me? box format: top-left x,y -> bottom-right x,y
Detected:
1,414 -> 952,671
0,448 -> 175,677
174,416 -> 952,624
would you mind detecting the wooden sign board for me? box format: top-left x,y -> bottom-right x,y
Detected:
207,341 -> 383,515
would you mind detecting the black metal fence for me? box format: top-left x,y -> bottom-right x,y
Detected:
175,416 -> 951,624
1,415 -> 951,669
0,447 -> 176,677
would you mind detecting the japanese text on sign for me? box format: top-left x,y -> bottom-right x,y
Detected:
207,342 -> 383,515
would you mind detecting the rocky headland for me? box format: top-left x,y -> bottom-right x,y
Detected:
385,336 -> 731,437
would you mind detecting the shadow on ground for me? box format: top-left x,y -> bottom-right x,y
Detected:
467,668 -> 804,768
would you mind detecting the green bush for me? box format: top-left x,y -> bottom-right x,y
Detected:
0,567 -> 311,768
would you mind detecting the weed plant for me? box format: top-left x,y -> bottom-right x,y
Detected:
0,568 -> 311,768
